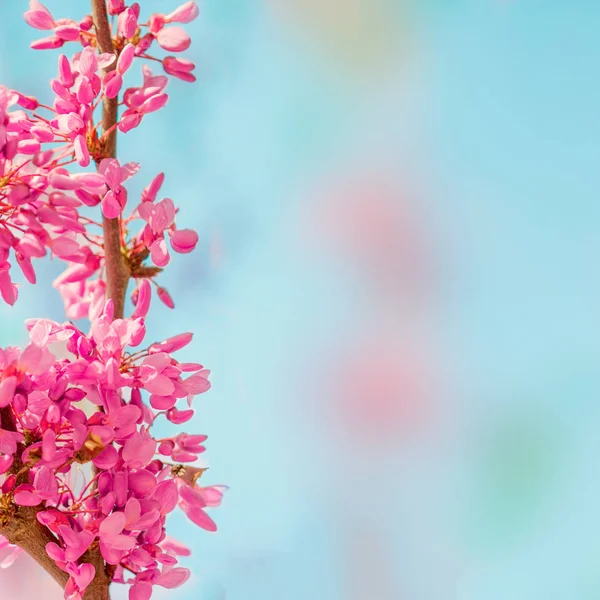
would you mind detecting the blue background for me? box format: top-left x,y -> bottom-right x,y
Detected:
1,1 -> 600,598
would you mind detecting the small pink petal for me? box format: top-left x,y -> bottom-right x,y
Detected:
16,254 -> 36,284
108,0 -> 125,16
149,394 -> 177,410
46,542 -> 65,563
105,72 -> 123,99
0,377 -> 17,408
98,52 -> 117,68
24,4 -> 55,30
30,35 -> 64,50
163,55 -> 196,82
149,332 -> 193,354
156,567 -> 191,589
117,43 -> 135,74
0,455 -> 14,474
150,238 -> 170,267
99,511 -> 126,537
101,190 -> 121,218
140,93 -> 169,114
118,7 -> 138,38
130,582 -> 153,600
166,2 -> 199,24
123,433 -> 157,469
144,373 -> 175,396
78,46 -> 98,78
112,534 -> 136,551
141,172 -> 165,203
131,279 -> 151,319
169,228 -> 198,254
180,502 -> 217,531
128,469 -> 157,495
54,24 -> 80,41
14,485 -> 42,507
183,372 -> 211,395
74,135 -> 90,167
166,408 -> 194,424
118,111 -> 142,133
93,446 -> 119,470
152,480 -> 178,514
157,287 -> 175,309
156,27 -> 191,52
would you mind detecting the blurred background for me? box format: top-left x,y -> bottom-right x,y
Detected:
2,0 -> 600,598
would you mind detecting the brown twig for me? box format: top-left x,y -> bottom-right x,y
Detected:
0,407 -> 70,588
91,0 -> 130,320
1,505 -> 70,588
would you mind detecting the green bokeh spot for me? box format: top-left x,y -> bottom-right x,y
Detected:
464,413 -> 558,556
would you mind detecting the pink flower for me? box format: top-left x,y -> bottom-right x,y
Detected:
65,562 -> 96,598
169,228 -> 199,253
98,158 -> 139,218
99,512 -> 136,554
118,6 -> 139,39
141,198 -> 175,235
24,1 -> 55,31
163,56 -> 196,82
139,353 -> 177,395
57,525 -> 94,562
118,67 -> 170,133
104,43 -> 135,99
177,482 -> 218,531
34,466 -> 59,501
108,0 -> 126,16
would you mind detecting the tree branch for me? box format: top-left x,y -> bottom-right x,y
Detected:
1,506 -> 70,588
0,410 -> 70,589
91,0 -> 130,320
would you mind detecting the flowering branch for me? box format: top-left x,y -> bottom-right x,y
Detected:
0,2 -> 223,600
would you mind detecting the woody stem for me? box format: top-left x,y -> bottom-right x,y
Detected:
91,0 -> 130,321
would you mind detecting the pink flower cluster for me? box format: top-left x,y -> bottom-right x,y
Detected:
0,0 -> 201,312
0,306 -> 222,599
0,2 -> 221,599
26,0 -> 200,82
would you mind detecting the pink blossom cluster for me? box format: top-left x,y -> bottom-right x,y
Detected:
0,2 -> 221,599
0,0 -> 200,312
53,161 -> 199,321
26,0 -> 199,82
0,306 -> 222,599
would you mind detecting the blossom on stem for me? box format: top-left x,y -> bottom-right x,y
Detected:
2,3 -> 222,599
